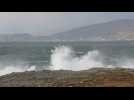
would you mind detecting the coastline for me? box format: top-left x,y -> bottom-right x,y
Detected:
0,68 -> 134,87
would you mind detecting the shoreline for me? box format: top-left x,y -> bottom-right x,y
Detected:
0,68 -> 134,87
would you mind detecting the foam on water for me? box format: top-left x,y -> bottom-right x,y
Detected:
1,45 -> 134,76
0,65 -> 36,76
49,46 -> 104,71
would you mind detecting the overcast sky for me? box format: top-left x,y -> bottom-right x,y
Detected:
0,12 -> 134,35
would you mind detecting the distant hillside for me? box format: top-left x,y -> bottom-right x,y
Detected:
0,33 -> 33,42
45,19 -> 134,41
1,19 -> 134,42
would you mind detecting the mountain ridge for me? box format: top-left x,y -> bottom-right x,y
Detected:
45,19 -> 134,41
0,19 -> 134,41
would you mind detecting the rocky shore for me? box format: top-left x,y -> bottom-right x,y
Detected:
0,68 -> 134,87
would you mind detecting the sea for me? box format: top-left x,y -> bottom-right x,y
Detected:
0,41 -> 134,76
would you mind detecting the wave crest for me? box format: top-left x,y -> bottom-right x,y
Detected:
49,46 -> 104,71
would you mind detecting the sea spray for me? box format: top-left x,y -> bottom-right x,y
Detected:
49,45 -> 104,71
1,45 -> 134,76
0,65 -> 36,76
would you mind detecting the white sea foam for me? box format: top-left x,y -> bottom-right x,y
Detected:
0,65 -> 36,76
49,45 -> 104,71
1,45 -> 134,76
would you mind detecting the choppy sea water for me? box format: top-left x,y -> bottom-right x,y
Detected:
0,41 -> 134,76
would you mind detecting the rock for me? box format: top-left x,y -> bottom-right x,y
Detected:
0,68 -> 134,87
